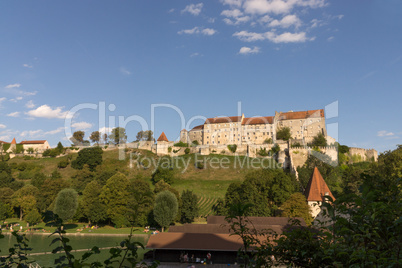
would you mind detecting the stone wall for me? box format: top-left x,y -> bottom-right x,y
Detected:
349,147 -> 378,162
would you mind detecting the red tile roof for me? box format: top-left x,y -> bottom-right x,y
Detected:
190,125 -> 204,131
0,140 -> 10,144
278,109 -> 324,120
205,116 -> 242,124
11,138 -> 17,144
157,132 -> 169,142
304,167 -> 336,202
19,140 -> 47,144
242,116 -> 274,125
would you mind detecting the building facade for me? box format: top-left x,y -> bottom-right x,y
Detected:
180,109 -> 326,146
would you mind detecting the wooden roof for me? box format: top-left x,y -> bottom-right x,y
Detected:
205,116 -> 242,124
278,109 -> 324,120
242,116 -> 274,125
20,140 -> 47,144
304,167 -> 336,202
157,132 -> 169,142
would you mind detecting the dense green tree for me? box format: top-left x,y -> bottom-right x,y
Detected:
37,178 -> 69,212
109,127 -> 127,145
71,147 -> 103,171
126,179 -> 154,226
0,187 -> 14,205
81,181 -> 107,224
151,167 -> 174,185
0,201 -> 13,224
102,133 -> 108,144
56,142 -> 64,154
225,169 -> 297,216
71,165 -> 95,194
136,130 -> 154,142
180,190 -> 199,223
90,131 -> 100,144
12,185 -> 39,220
310,132 -> 327,147
0,162 -> 14,188
70,131 -> 85,146
153,190 -> 178,232
280,192 -> 312,225
100,172 -> 130,225
212,198 -> 227,216
25,209 -> 42,226
276,127 -> 292,141
54,188 -> 79,222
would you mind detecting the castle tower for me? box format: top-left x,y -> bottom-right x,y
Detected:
180,129 -> 188,143
156,132 -> 169,155
8,137 -> 17,153
304,167 -> 336,218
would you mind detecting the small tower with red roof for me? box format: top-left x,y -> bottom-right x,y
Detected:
304,167 -> 336,218
156,132 -> 170,155
7,137 -> 17,153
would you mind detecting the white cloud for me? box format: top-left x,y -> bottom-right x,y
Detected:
221,0 -> 243,7
181,3 -> 203,16
178,27 -> 217,36
45,127 -> 65,135
221,9 -> 244,17
0,124 -> 6,129
221,9 -> 251,25
202,28 -> 217,35
268,14 -> 301,28
71,121 -> 93,130
26,105 -> 68,119
243,0 -> 326,15
25,100 -> 35,108
120,67 -> 131,75
7,112 -> 20,117
20,129 -> 43,138
99,127 -> 113,134
327,36 -> 334,41
5,83 -> 21,89
239,46 -> 261,54
23,64 -> 33,68
0,135 -> 10,141
233,30 -> 311,43
190,52 -> 202,57
168,8 -> 175,13
377,130 -> 395,137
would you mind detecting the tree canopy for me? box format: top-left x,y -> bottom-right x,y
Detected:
276,127 -> 292,141
153,190 -> 178,232
109,127 -> 127,145
180,190 -> 199,223
71,147 -> 103,171
53,188 -> 78,222
70,131 -> 85,146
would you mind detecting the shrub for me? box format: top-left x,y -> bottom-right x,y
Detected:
16,144 -> 24,154
168,147 -> 172,153
221,150 -> 225,154
258,147 -> 269,156
263,138 -> 273,144
191,140 -> 199,146
291,142 -> 301,148
173,148 -> 181,153
227,144 -> 237,153
270,144 -> 281,156
184,148 -> 190,154
58,160 -> 69,169
195,161 -> 204,169
43,149 -> 59,158
2,144 -> 11,152
25,209 -> 42,226
71,147 -> 103,171
174,141 -> 189,147
276,127 -> 292,141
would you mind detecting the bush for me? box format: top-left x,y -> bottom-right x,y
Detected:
174,141 -> 189,147
195,161 -> 204,169
191,140 -> 199,146
151,167 -> 175,185
58,160 -> 69,169
270,144 -> 281,156
263,138 -> 273,144
71,147 -> 103,171
227,144 -> 237,153
16,144 -> 24,154
25,209 -> 42,226
168,147 -> 172,153
276,127 -> 292,141
2,144 -> 11,152
184,148 -> 190,154
43,149 -> 59,158
291,142 -> 301,148
258,147 -> 269,156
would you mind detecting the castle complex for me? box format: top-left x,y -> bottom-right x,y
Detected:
180,109 -> 326,146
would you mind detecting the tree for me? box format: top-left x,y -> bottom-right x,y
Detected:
81,181 -> 107,225
151,167 -> 175,185
37,178 -> 69,212
56,142 -> 64,154
25,209 -> 42,226
136,130 -> 154,142
109,127 -> 127,145
280,193 -> 312,225
0,201 -> 13,224
12,185 -> 39,220
71,147 -> 103,171
310,132 -> 327,147
180,190 -> 199,223
70,131 -> 85,146
126,179 -> 154,226
276,127 -> 292,141
153,190 -> 178,232
103,133 -> 108,145
90,131 -> 100,145
54,188 -> 78,222
100,172 -> 130,226
225,169 -> 297,216
0,187 -> 14,205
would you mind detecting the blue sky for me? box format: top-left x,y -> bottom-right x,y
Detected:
0,0 -> 401,153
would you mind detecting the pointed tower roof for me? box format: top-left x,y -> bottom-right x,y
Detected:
157,132 -> 169,142
11,138 -> 17,144
304,167 -> 335,202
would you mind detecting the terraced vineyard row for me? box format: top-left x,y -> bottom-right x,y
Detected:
197,195 -> 219,217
